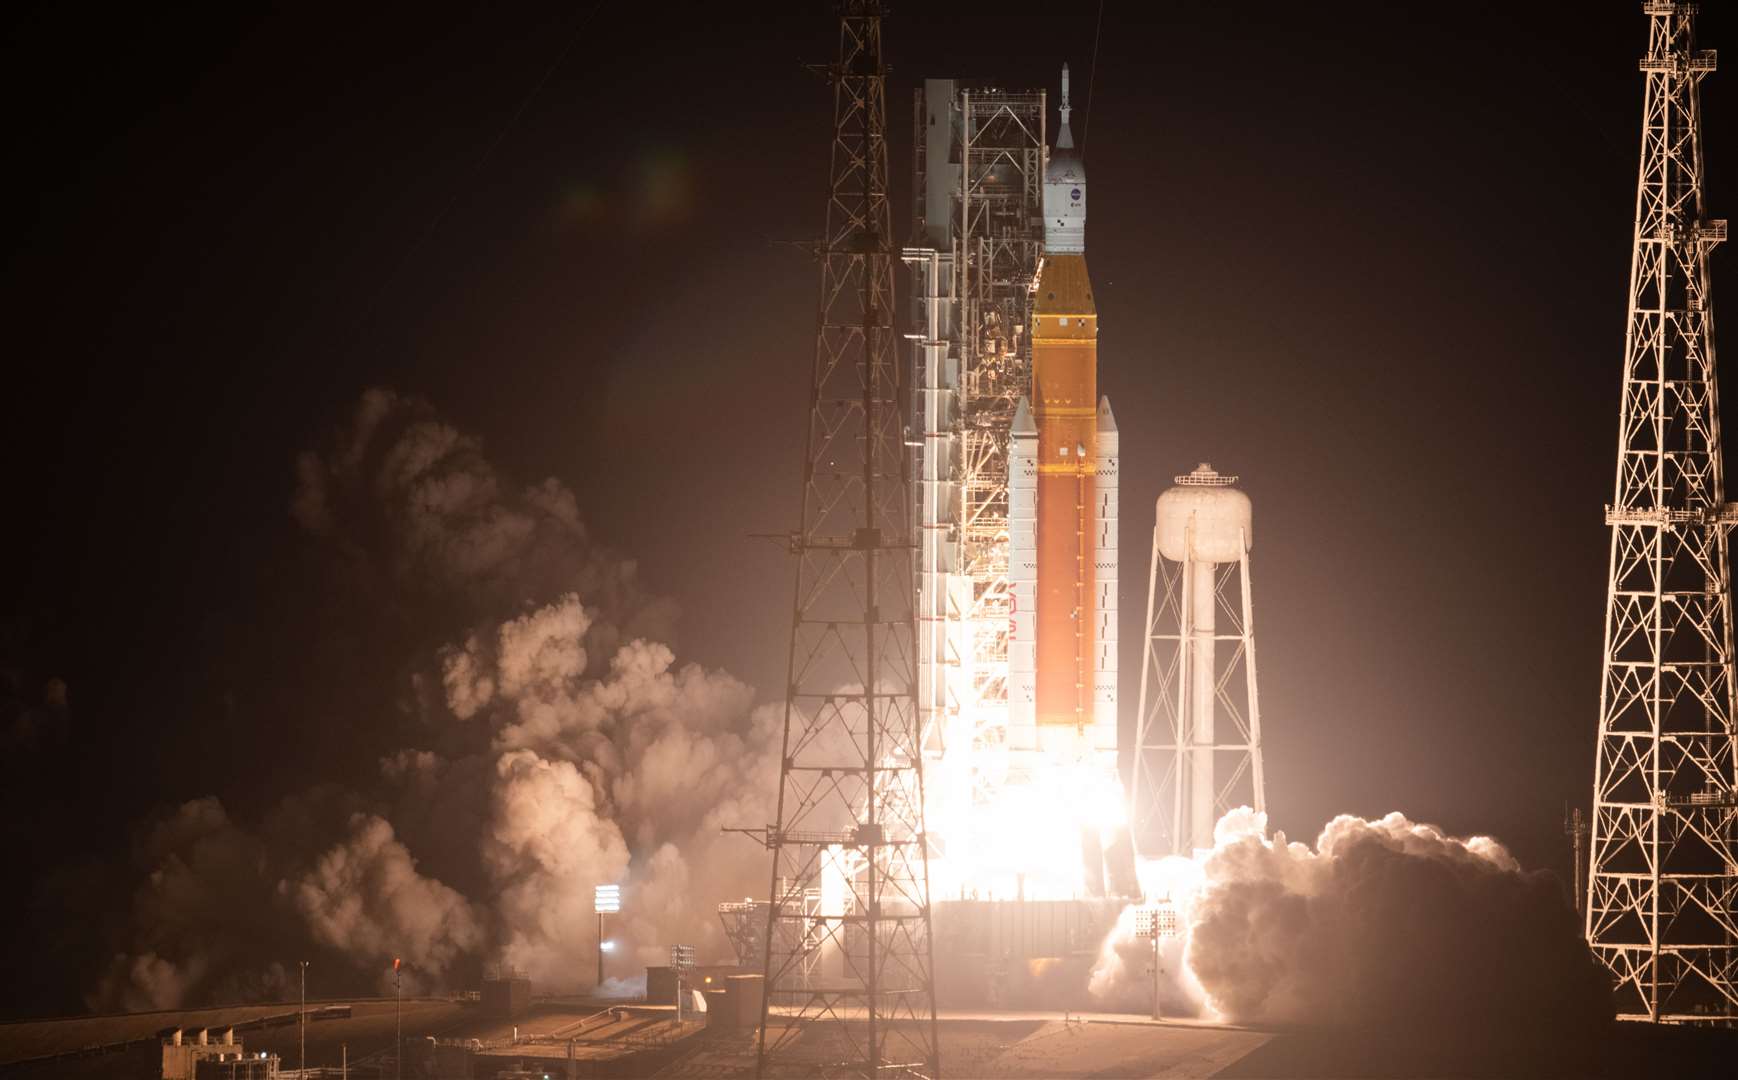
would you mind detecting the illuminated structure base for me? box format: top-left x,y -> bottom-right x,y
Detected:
931,899 -> 1124,1009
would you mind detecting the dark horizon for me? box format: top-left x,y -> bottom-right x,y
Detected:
3,1 -> 1734,1019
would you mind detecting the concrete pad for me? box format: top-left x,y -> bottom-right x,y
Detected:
979,1019 -> 1270,1078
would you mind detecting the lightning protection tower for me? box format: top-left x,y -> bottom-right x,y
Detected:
758,3 -> 941,1076
1131,464 -> 1264,857
1587,1 -> 1737,1024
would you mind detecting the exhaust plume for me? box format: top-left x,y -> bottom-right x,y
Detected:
87,389 -> 777,1009
1092,809 -> 1611,1032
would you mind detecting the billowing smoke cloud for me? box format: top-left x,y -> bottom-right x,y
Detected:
92,798 -> 295,1011
1086,855 -> 1207,1018
1091,809 -> 1611,1032
446,592 -> 779,981
290,387 -> 677,658
89,389 -> 777,1010
483,748 -> 632,984
1191,811 -> 1611,1029
293,814 -> 484,979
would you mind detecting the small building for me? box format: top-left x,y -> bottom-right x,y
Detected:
482,969 -> 532,1018
161,1027 -> 276,1080
162,1027 -> 232,1080
193,1052 -> 279,1079
690,964 -> 750,995
724,974 -> 764,1029
647,963 -> 748,1008
645,965 -> 676,1006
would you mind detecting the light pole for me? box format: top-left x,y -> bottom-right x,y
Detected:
594,884 -> 621,992
1133,901 -> 1181,1022
393,957 -> 402,1080
1150,929 -> 1161,1021
298,960 -> 308,1073
671,944 -> 696,1025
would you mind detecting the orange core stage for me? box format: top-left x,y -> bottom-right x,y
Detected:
1031,253 -> 1098,731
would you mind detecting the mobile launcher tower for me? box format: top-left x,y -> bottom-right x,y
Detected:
906,68 -> 1130,1004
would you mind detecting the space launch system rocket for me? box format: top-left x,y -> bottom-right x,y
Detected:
1010,65 -> 1118,761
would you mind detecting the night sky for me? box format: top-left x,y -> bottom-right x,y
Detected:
3,2 -> 1734,1017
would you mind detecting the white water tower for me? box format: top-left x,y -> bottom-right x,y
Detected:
1132,464 -> 1266,856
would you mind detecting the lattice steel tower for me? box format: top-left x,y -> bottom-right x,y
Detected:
1587,1 -> 1737,1024
758,3 -> 940,1075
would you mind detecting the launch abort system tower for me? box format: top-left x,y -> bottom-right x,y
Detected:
1587,0 -> 1738,1024
758,2 -> 940,1074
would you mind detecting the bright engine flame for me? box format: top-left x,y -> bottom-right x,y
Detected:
926,738 -> 1126,901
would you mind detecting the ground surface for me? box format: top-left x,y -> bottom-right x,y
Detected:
0,997 -> 630,1073
659,1012 -> 1738,1079
939,1017 -> 1269,1079
0,999 -> 459,1068
1216,1021 -> 1738,1080
8,1002 -> 1738,1078
656,1015 -> 1269,1079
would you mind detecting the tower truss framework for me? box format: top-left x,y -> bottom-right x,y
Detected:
758,3 -> 940,1075
907,82 -> 1046,866
1587,0 -> 1738,1025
